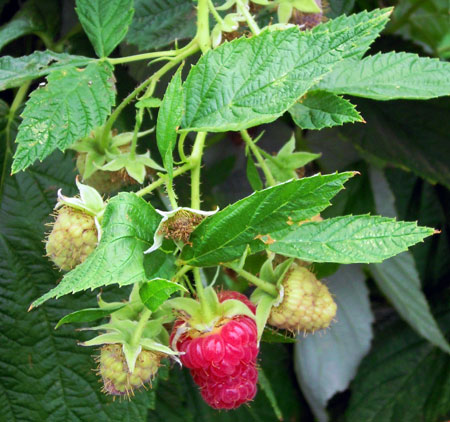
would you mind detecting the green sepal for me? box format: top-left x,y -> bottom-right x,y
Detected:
274,258 -> 294,287
140,339 -> 179,356
254,293 -> 278,340
263,136 -> 320,183
259,257 -> 276,283
165,297 -> 202,317
100,151 -> 165,184
123,343 -> 142,373
220,299 -> 256,321
81,332 -> 124,346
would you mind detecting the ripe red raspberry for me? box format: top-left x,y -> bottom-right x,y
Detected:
170,291 -> 259,409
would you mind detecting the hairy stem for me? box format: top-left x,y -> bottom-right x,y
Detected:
225,263 -> 278,297
190,132 -> 206,209
236,0 -> 261,35
166,179 -> 178,209
130,108 -> 144,159
241,129 -> 276,187
136,162 -> 192,197
101,41 -> 199,146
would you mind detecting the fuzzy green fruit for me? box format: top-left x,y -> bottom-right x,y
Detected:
45,206 -> 98,271
99,344 -> 161,396
268,264 -> 336,333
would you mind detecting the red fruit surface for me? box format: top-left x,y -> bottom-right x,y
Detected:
170,291 -> 259,409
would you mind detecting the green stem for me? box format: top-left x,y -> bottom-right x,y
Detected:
131,307 -> 152,346
236,0 -> 261,35
130,108 -> 144,159
108,50 -> 178,65
177,132 -> 188,163
193,267 -> 212,320
101,41 -> 199,147
174,265 -> 193,282
136,162 -> 192,197
207,0 -> 225,26
197,0 -> 211,53
190,132 -> 206,209
241,129 -> 276,187
225,263 -> 278,297
166,179 -> 178,209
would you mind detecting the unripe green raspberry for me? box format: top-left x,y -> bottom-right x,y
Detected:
45,206 -> 98,271
99,344 -> 161,396
76,153 -> 136,194
268,264 -> 336,333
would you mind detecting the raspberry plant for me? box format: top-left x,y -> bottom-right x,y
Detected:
1,0 -> 449,420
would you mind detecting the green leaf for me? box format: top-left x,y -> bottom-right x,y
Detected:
327,0 -> 355,18
0,50 -> 92,91
269,215 -> 435,264
55,304 -> 126,329
156,67 -> 183,179
258,368 -> 283,421
0,0 -> 59,51
369,167 -> 450,353
136,97 -> 162,109
388,0 -> 448,58
139,279 -> 186,312
345,304 -> 450,422
339,98 -> 450,189
0,152 -> 154,420
264,136 -> 320,182
181,9 -> 391,132
246,154 -> 263,191
318,52 -> 450,100
313,8 -> 392,60
295,265 -> 373,422
180,172 -> 354,267
144,249 -> 177,280
125,0 -> 196,51
289,91 -> 362,130
261,327 -> 296,343
75,0 -> 134,57
371,254 -> 450,354
12,61 -> 115,173
31,192 -> 162,308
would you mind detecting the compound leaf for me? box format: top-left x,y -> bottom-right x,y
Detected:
0,50 -> 92,91
156,67 -> 183,179
181,172 -> 354,267
269,215 -> 435,263
181,9 -> 391,132
289,91 -> 362,130
345,305 -> 450,422
75,0 -> 134,57
140,279 -> 186,312
31,193 -> 161,308
12,61 -> 115,173
126,0 -> 196,51
0,0 -> 60,52
318,52 -> 450,100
